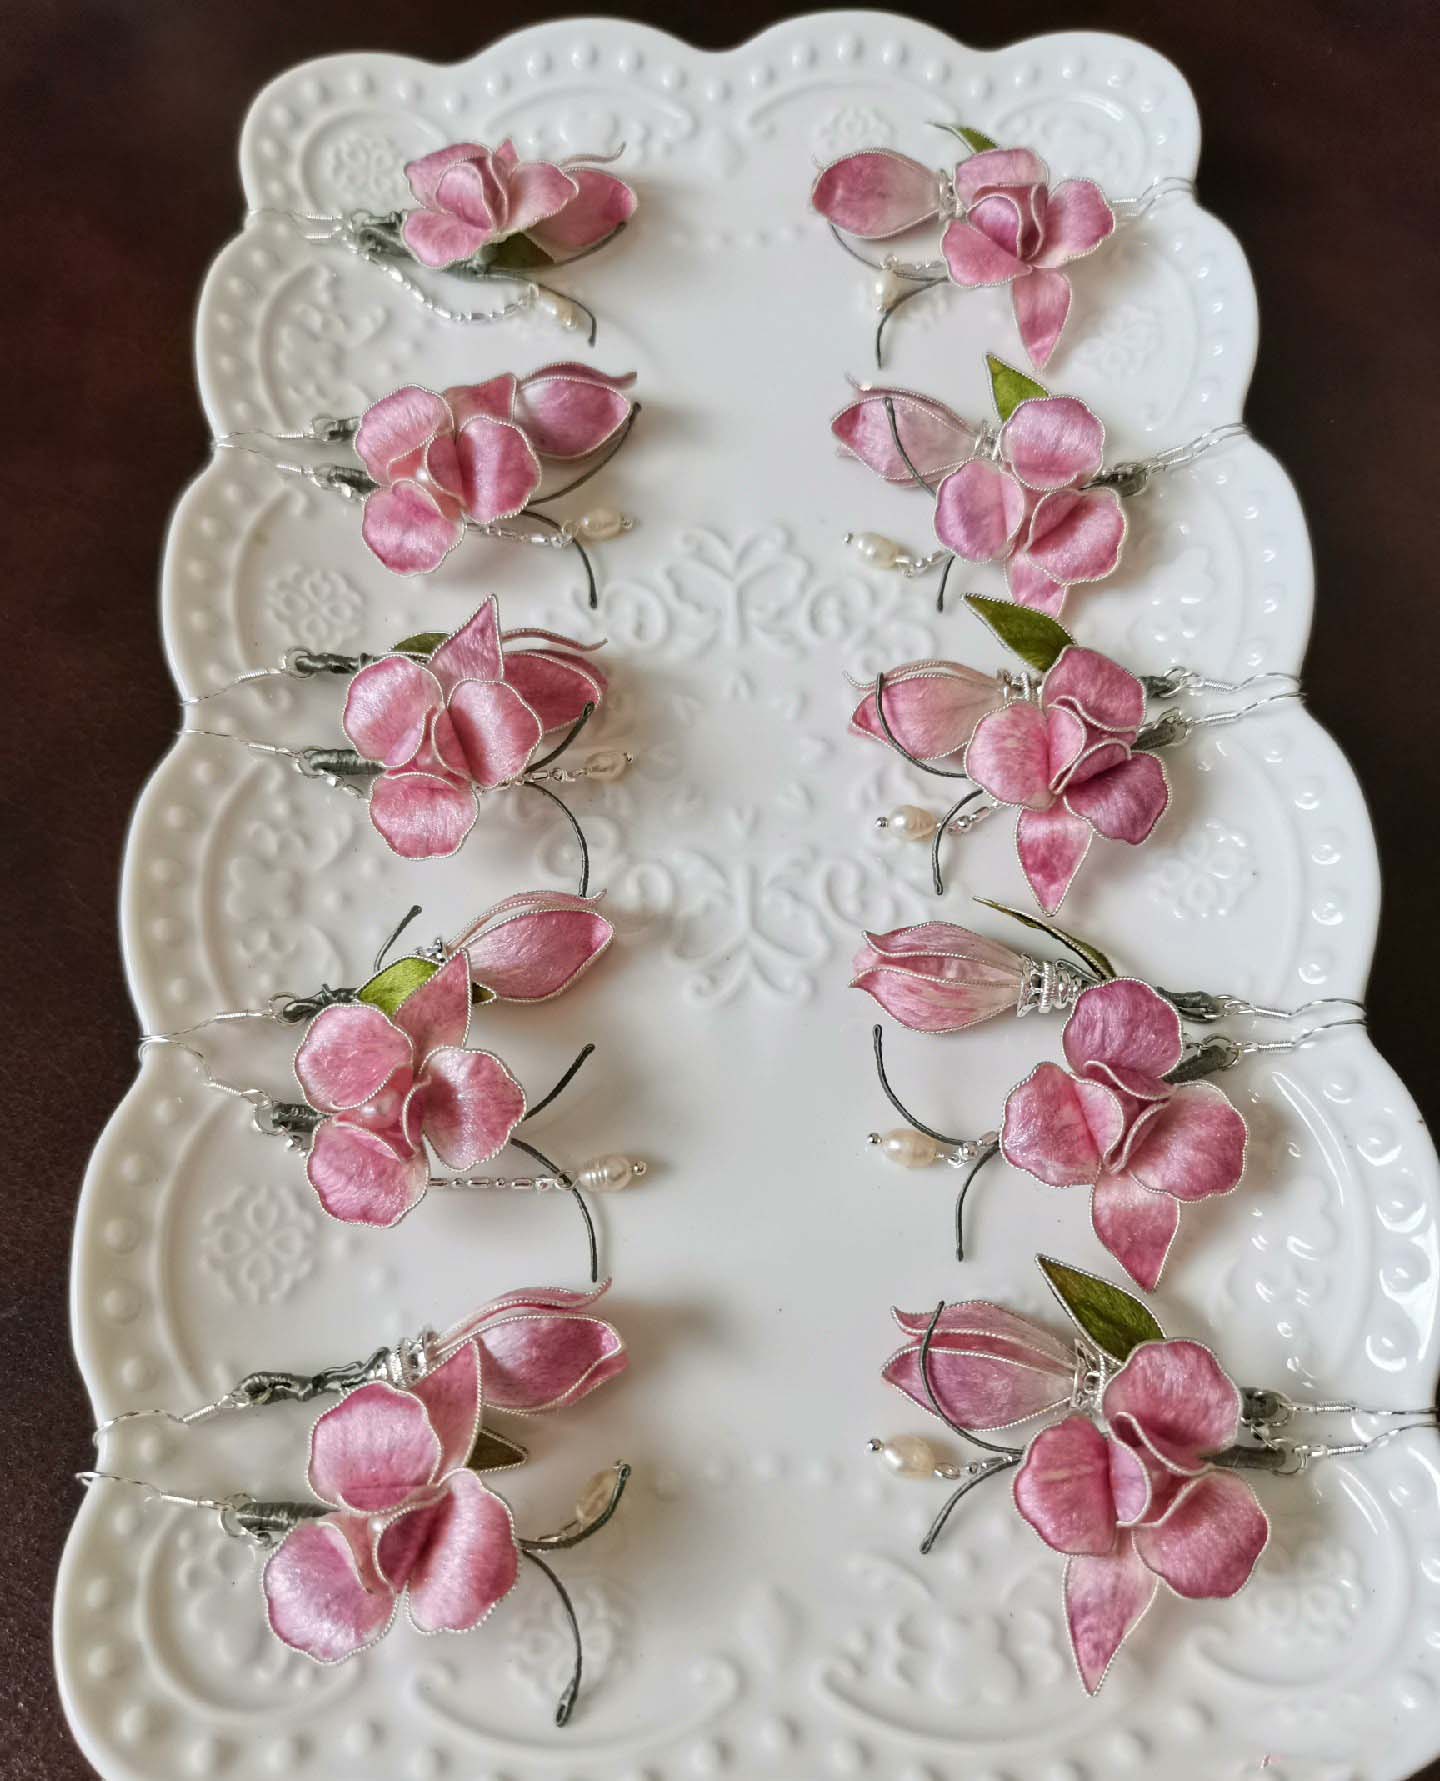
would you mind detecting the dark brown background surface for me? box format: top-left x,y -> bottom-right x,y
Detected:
4,3 -> 1437,1776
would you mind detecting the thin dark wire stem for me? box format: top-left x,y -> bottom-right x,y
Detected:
871,1025 -> 963,1146
532,405 -> 640,504
522,1043 -> 596,1123
876,278 -> 946,368
520,1550 -> 584,1726
509,1135 -> 599,1285
934,552 -> 956,614
827,221 -> 889,271
873,673 -> 970,779
882,397 -> 939,496
919,1460 -> 1014,1555
931,788 -> 984,896
373,904 -> 423,973
954,1141 -> 999,1263
918,1302 -> 1022,1458
522,780 -> 591,897
524,510 -> 599,609
528,703 -> 595,774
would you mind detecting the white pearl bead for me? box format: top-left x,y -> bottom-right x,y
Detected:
584,748 -> 630,784
575,1469 -> 619,1525
871,271 -> 904,311
873,1127 -> 942,1169
576,1153 -> 643,1193
883,804 -> 938,843
536,289 -> 582,330
847,531 -> 904,570
575,506 -> 627,542
878,1435 -> 938,1477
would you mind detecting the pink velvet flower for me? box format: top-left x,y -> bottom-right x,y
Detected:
882,1301 -> 1075,1429
294,952 -> 527,1228
811,145 -> 1114,368
934,396 -> 1126,616
963,646 -> 1169,913
343,597 -> 607,861
852,923 -> 1027,1034
401,140 -> 636,269
1001,978 -> 1248,1288
437,1280 -> 628,1413
1013,1338 -> 1268,1693
849,658 -> 1009,762
453,891 -> 614,1004
831,385 -> 976,485
940,148 -> 1114,368
355,367 -> 636,575
262,1341 -> 520,1663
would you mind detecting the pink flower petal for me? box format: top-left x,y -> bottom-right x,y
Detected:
502,646 -> 607,732
528,167 -> 636,253
368,769 -> 476,861
356,387 -> 453,484
1007,552 -> 1068,615
941,216 -> 1027,286
811,150 -> 942,238
1026,487 -> 1127,585
452,417 -> 542,524
967,192 -> 1025,257
307,1119 -> 429,1228
1107,1436 -> 1155,1526
1043,646 -> 1145,735
342,657 -> 444,768
851,921 -> 1026,1034
1126,1081 -> 1248,1203
401,207 -> 492,268
851,661 -> 1006,760
411,1342 -> 481,1475
309,1381 -> 442,1511
1043,704 -> 1090,789
446,376 -> 518,429
427,598 -> 505,695
1016,804 -> 1093,911
1001,395 -> 1106,491
964,700 -> 1052,808
1034,179 -> 1116,269
411,1047 -> 526,1170
831,388 -> 976,484
890,1301 -> 1073,1369
435,158 -> 506,234
1012,267 -> 1072,370
393,951 -> 472,1059
954,147 -> 1048,206
1132,1471 -> 1269,1598
883,1340 -> 1071,1430
1013,1416 -> 1118,1555
446,680 -> 543,789
934,459 -> 1028,560
1064,753 -> 1171,845
1063,979 -> 1184,1080
1091,1170 -> 1182,1290
516,367 -> 634,459
1001,1062 -> 1106,1186
263,1517 -> 395,1664
462,898 -> 614,1002
1103,1340 -> 1242,1473
500,160 -> 579,236
402,1471 -> 520,1634
293,1004 -> 412,1113
361,482 -> 465,576
1063,1541 -> 1157,1694
476,1309 -> 628,1412
406,143 -> 487,208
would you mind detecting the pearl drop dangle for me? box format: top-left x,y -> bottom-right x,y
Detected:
574,1154 -> 646,1193
875,804 -> 939,843
868,1127 -> 944,1169
535,288 -> 583,331
865,1436 -> 962,1480
573,506 -> 632,543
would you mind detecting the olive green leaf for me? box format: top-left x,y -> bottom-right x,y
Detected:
964,592 -> 1073,674
484,233 -> 556,270
356,956 -> 440,1017
974,897 -> 1117,982
467,1427 -> 529,1472
931,122 -> 998,154
392,631 -> 446,656
1036,1256 -> 1165,1364
986,352 -> 1048,422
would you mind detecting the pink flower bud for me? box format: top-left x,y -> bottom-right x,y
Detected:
851,923 -> 1027,1033
850,659 -> 1008,762
455,891 -> 614,1003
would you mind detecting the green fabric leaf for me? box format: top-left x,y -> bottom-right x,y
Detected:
986,353 -> 1048,422
392,631 -> 445,656
484,233 -> 556,270
467,1427 -> 529,1472
973,897 -> 1117,981
964,593 -> 1073,674
932,122 -> 998,154
1037,1256 -> 1165,1364
356,956 -> 440,1017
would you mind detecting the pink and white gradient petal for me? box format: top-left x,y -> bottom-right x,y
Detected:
306,1120 -> 429,1228
361,482 -> 465,576
1063,1541 -> 1158,1695
1132,1471 -> 1269,1599
368,769 -> 477,861
811,150 -> 943,239
476,1310 -> 629,1412
452,418 -> 542,525
1000,396 -> 1106,491
964,700 -> 1053,808
1062,979 -> 1185,1081
1091,1170 -> 1182,1290
1064,753 -> 1171,846
308,1381 -> 442,1512
528,167 -> 636,253
263,1517 -> 396,1664
1015,803 -> 1093,912
1013,1416 -> 1118,1556
940,217 -> 1028,286
426,598 -> 506,694
294,1004 -> 412,1114
1124,1081 -> 1248,1203
392,952 -> 472,1060
1102,1340 -> 1243,1474
410,1047 -> 527,1172
1012,268 -> 1072,370
1033,179 -> 1116,268
445,681 -> 543,789
934,459 -> 1028,561
402,1471 -> 520,1634
409,1343 -> 482,1475
342,657 -> 444,769
1000,1062 -> 1110,1188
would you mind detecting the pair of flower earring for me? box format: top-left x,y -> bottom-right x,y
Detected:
84,1283 -> 631,1723
144,886 -> 643,1279
856,897 -> 1361,1287
261,137 -> 635,339
866,1255 -> 1436,1696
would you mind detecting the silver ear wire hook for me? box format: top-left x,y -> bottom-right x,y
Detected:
1235,1015 -> 1367,1056
136,1036 -> 276,1116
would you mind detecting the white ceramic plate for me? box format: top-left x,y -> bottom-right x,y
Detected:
58,18 -> 1440,1781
